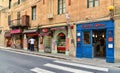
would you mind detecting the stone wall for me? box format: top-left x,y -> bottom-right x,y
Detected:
114,19 -> 120,62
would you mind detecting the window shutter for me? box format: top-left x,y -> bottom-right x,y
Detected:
87,0 -> 89,8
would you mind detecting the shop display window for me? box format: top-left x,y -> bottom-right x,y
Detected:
57,33 -> 66,46
57,33 -> 66,53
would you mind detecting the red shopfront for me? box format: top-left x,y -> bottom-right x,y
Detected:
50,27 -> 68,54
23,29 -> 39,51
4,31 -> 12,47
10,29 -> 23,49
39,28 -> 52,53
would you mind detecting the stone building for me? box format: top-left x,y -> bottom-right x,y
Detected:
0,0 -> 119,63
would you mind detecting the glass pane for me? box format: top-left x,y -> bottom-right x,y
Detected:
32,6 -> 36,20
89,2 -> 93,7
84,31 -> 90,44
95,0 -> 99,6
63,8 -> 66,13
63,0 -> 65,3
59,9 -> 62,14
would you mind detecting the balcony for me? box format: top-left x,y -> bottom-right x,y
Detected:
9,15 -> 29,28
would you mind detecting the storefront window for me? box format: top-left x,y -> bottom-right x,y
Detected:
84,31 -> 90,44
57,33 -> 66,53
57,33 -> 66,46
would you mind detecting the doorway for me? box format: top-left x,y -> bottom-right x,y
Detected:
92,29 -> 106,58
57,33 -> 66,54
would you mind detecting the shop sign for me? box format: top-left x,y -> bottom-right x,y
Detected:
42,28 -> 48,33
82,24 -> 92,28
108,44 -> 113,48
77,38 -> 80,42
23,29 -> 37,34
77,32 -> 81,36
108,37 -> 113,42
10,29 -> 21,34
81,24 -> 105,28
27,33 -> 38,36
50,27 -> 66,30
95,24 -> 105,27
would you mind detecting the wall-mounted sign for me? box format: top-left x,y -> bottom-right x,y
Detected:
77,32 -> 81,36
77,38 -> 80,42
108,44 -> 113,48
42,28 -> 48,33
81,24 -> 105,28
10,29 -> 21,34
108,37 -> 113,42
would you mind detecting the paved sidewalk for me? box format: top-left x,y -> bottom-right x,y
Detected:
0,46 -> 120,69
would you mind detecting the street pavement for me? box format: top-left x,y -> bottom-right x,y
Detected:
0,48 -> 120,73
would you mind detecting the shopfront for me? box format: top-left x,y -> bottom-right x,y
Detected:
23,29 -> 38,51
50,26 -> 68,54
39,28 -> 52,53
76,20 -> 114,63
10,29 -> 22,49
4,31 -> 11,47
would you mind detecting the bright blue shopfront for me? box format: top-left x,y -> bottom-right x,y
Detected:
76,20 -> 114,63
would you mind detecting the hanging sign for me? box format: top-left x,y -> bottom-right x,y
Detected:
42,28 -> 48,33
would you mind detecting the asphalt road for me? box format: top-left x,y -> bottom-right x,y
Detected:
0,49 -> 120,73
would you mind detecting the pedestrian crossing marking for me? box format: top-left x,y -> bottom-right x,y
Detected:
30,67 -> 55,73
54,60 -> 109,72
44,63 -> 94,73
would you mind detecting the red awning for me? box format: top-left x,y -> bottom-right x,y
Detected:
27,33 -> 38,36
10,29 -> 21,34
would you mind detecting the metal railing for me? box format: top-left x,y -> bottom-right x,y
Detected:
10,18 -> 22,26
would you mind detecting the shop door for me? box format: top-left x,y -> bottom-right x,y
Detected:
76,30 -> 93,58
82,30 -> 93,58
106,29 -> 114,63
44,36 -> 52,53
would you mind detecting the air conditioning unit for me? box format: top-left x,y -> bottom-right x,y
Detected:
47,14 -> 53,19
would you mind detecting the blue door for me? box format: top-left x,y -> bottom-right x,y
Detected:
76,30 -> 93,58
82,30 -> 93,58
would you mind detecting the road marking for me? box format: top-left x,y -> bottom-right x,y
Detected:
44,63 -> 93,73
30,67 -> 55,73
54,61 -> 109,72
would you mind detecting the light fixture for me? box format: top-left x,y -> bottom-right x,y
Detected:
108,6 -> 114,11
102,34 -> 104,38
95,35 -> 97,38
92,34 -> 95,37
